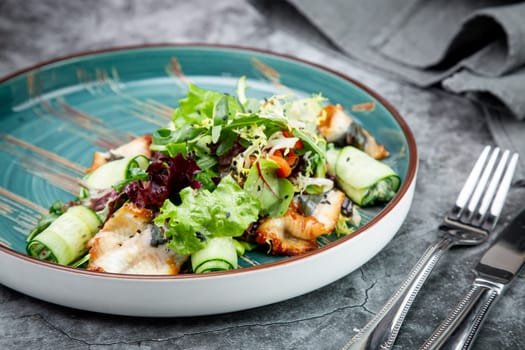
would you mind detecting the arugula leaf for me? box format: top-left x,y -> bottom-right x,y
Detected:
156,84 -> 247,158
213,95 -> 229,123
292,128 -> 327,178
223,114 -> 287,133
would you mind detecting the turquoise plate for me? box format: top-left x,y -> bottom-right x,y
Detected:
0,45 -> 417,316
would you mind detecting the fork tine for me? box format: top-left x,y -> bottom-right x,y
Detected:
476,150 -> 510,219
486,152 -> 519,229
465,147 -> 500,219
453,146 -> 491,217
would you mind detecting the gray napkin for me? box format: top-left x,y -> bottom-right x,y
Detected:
287,0 -> 525,178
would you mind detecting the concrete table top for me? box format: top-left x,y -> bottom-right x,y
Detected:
1,1 -> 523,349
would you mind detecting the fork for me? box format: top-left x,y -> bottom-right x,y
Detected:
341,145 -> 519,350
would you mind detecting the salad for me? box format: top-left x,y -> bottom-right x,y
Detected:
25,77 -> 400,275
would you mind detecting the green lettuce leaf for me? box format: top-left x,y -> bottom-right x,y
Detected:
172,83 -> 222,128
172,83 -> 244,127
155,175 -> 260,255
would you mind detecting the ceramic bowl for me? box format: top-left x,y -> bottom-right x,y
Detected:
0,45 -> 417,316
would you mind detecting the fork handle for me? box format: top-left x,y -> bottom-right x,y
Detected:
419,279 -> 503,350
341,236 -> 454,350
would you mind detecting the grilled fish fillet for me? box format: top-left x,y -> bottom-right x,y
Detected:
318,105 -> 389,160
88,202 -> 187,274
87,135 -> 152,173
255,189 -> 345,255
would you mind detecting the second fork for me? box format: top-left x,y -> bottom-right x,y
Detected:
341,145 -> 519,350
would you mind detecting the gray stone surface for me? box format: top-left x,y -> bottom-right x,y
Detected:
0,1 -> 523,349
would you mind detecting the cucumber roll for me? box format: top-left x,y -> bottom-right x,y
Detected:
83,155 -> 149,190
327,146 -> 400,206
26,205 -> 101,265
191,237 -> 239,274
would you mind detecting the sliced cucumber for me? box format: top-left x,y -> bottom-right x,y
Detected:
191,237 -> 239,274
26,205 -> 101,265
327,146 -> 400,206
83,155 -> 149,190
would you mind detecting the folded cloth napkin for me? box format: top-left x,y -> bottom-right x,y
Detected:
287,0 -> 525,178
